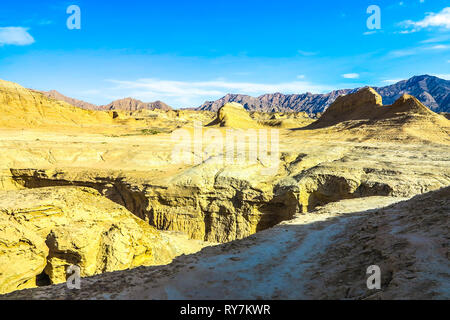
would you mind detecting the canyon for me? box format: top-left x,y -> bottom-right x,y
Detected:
0,79 -> 449,299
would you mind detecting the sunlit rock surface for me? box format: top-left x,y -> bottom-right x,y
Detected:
0,187 -> 208,294
0,79 -> 449,298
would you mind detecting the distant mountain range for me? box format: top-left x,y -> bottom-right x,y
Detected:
37,75 -> 449,114
37,90 -> 100,110
103,98 -> 172,111
38,91 -> 173,112
197,75 -> 450,114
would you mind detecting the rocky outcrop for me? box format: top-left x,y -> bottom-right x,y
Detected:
0,186 -> 208,295
307,87 -> 450,143
207,102 -> 260,128
0,216 -> 48,293
252,111 -> 313,128
308,87 -> 383,127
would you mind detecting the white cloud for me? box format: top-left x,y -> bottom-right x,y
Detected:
426,44 -> 449,50
389,49 -> 415,57
341,73 -> 360,79
296,74 -> 305,79
38,20 -> 53,26
421,35 -> 450,43
433,74 -> 450,80
382,79 -> 403,85
0,27 -> 34,46
106,78 -> 333,107
388,44 -> 449,58
400,7 -> 450,32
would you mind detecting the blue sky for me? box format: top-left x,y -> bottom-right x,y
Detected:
0,0 -> 449,108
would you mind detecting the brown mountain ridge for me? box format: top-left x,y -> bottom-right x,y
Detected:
38,91 -> 172,112
198,75 -> 450,114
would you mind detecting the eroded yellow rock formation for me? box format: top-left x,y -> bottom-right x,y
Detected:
6,187 -> 447,300
308,87 -> 450,143
0,80 -> 449,297
0,186 -> 208,294
207,102 -> 260,128
0,216 -> 48,292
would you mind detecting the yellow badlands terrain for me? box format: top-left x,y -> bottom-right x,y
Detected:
0,80 -> 448,298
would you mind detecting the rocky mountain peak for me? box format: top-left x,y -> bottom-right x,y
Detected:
334,87 -> 382,108
390,93 -> 433,115
103,97 -> 172,111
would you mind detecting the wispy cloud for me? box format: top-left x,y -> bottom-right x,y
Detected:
109,78 -> 332,95
388,43 -> 449,58
421,34 -> 450,43
38,20 -> 54,26
0,27 -> 34,46
297,50 -> 318,56
397,29 -> 416,34
382,79 -> 404,85
341,73 -> 360,79
433,74 -> 450,80
106,78 -> 333,107
426,44 -> 449,50
389,48 -> 417,57
400,7 -> 450,32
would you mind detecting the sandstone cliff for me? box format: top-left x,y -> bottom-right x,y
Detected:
0,186 -> 208,294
